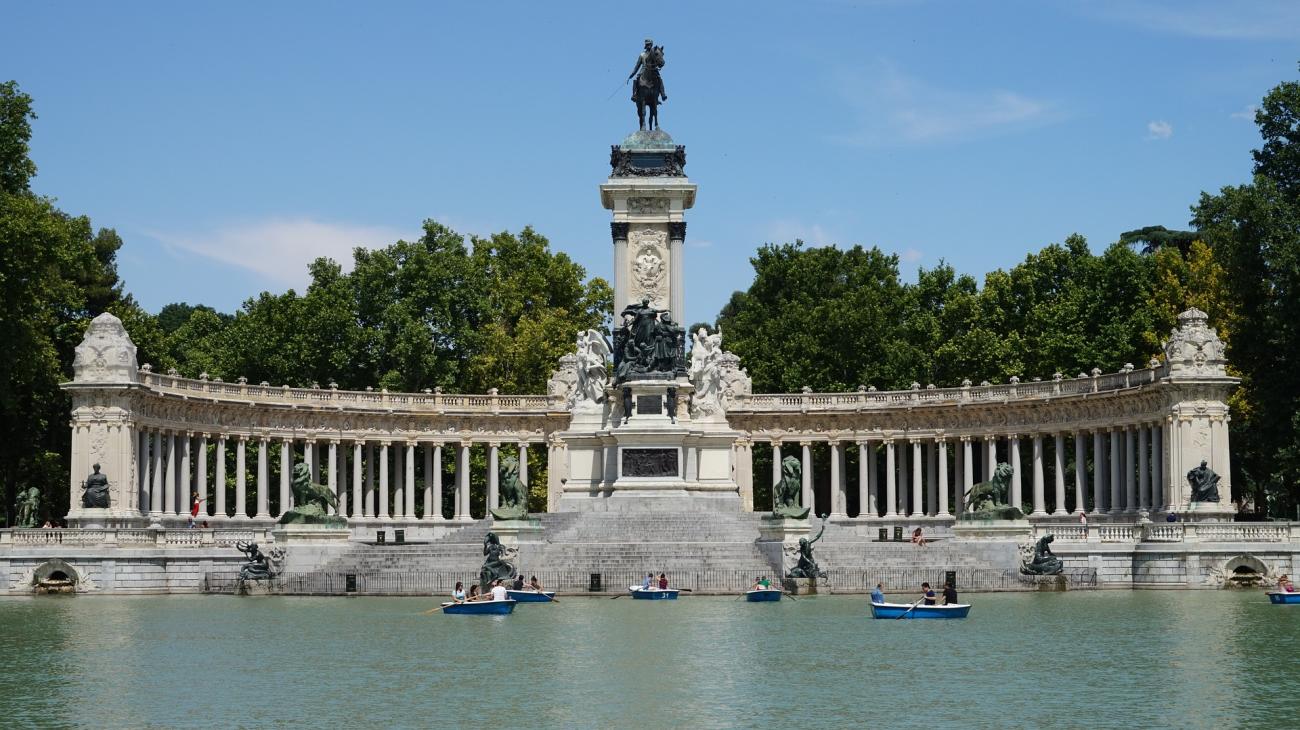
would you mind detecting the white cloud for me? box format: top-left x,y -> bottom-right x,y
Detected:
1230,105 -> 1258,120
1081,0 -> 1300,40
764,220 -> 840,247
831,62 -> 1061,147
1146,120 -> 1173,140
152,218 -> 412,290
687,239 -> 713,249
899,248 -> 923,264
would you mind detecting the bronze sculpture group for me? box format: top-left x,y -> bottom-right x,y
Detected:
628,38 -> 667,131
1020,534 -> 1064,575
479,531 -> 518,591
964,462 -> 1023,520
490,455 -> 528,521
613,298 -> 686,384
771,456 -> 809,519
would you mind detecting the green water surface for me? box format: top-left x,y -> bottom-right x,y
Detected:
0,591 -> 1294,729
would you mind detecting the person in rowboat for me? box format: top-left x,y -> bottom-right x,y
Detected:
489,579 -> 508,602
658,573 -> 669,589
871,583 -> 885,604
920,582 -> 937,606
467,584 -> 482,602
529,575 -> 545,592
641,573 -> 654,591
759,576 -> 771,589
750,576 -> 764,591
942,582 -> 958,605
512,574 -> 525,591
1278,574 -> 1295,592
452,581 -> 467,604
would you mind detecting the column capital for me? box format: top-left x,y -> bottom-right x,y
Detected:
236,434 -> 248,442
799,440 -> 812,448
379,440 -> 391,448
200,432 -> 210,440
959,435 -> 971,443
329,438 -> 341,446
459,440 -> 474,449
770,439 -> 783,447
826,439 -> 839,447
488,441 -> 502,449
667,221 -> 687,241
610,221 -> 629,241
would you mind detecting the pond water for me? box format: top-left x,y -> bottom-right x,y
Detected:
0,591 -> 1294,729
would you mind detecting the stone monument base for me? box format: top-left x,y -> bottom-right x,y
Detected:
271,524 -> 352,573
952,519 -> 1033,541
492,519 -> 545,545
782,576 -> 820,595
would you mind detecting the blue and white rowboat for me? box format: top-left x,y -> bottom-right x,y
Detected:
745,588 -> 783,602
506,589 -> 556,603
869,601 -> 971,619
441,599 -> 517,615
629,586 -> 679,600
1266,591 -> 1300,604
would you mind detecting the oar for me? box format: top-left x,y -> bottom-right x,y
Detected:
783,590 -> 799,601
610,593 -> 624,600
896,598 -> 923,620
423,601 -> 453,615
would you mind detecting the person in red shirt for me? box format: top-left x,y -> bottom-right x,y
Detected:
657,573 -> 668,589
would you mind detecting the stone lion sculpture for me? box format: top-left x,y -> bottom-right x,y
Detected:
771,455 -> 809,519
964,462 -> 1023,520
278,463 -> 347,526
490,455 -> 528,521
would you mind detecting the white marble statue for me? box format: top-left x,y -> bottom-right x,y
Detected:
689,327 -> 723,416
574,329 -> 612,406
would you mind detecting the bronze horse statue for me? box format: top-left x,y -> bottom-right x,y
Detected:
630,42 -> 666,131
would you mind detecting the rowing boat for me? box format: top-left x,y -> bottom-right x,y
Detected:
441,599 -> 517,615
869,601 -> 971,619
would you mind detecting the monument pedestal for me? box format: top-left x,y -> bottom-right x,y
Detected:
271,524 -> 352,573
492,519 -> 545,545
951,519 -> 1033,541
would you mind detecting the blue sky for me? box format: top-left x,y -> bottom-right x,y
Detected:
6,1 -> 1297,327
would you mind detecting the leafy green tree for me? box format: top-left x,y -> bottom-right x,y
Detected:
1252,63 -> 1300,198
1119,225 -> 1199,256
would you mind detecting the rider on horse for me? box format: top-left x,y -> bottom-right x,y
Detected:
628,38 -> 667,103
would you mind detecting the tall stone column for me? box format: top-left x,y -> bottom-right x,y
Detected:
961,437 -> 974,515
771,441 -> 782,504
327,441 -> 339,516
911,439 -> 923,518
829,441 -> 845,517
377,442 -> 390,520
1151,424 -> 1164,512
405,442 -> 416,519
937,438 -> 950,517
235,436 -> 247,519
1138,426 -> 1150,511
352,441 -> 363,520
279,439 -> 292,515
1125,426 -> 1137,514
857,441 -> 874,518
1073,431 -> 1086,514
1009,435 -> 1023,511
307,440 -> 319,487
196,433 -> 208,517
423,444 -> 434,520
457,442 -> 472,521
926,441 -> 938,516
1108,429 -> 1122,515
985,435 -> 998,482
866,441 -> 879,517
668,222 -> 686,320
256,437 -> 270,519
800,442 -> 813,513
337,441 -> 348,518
519,443 -> 529,487
736,439 -> 754,512
884,439 -> 897,518
214,436 -> 227,519
1031,434 -> 1047,517
611,222 -> 630,312
431,443 -> 445,521
364,442 -> 375,518
488,442 -> 500,510
1092,429 -> 1106,514
151,430 -> 164,514
1053,432 -> 1067,515
179,433 -> 192,517
138,429 -> 151,516
164,431 -> 177,515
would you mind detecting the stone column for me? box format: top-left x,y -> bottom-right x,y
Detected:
668,221 -> 686,322
1152,424 -> 1164,512
857,441 -> 874,518
214,436 -> 227,518
1169,417 -> 1183,510
866,440 -> 879,517
279,439 -> 292,517
235,436 -> 247,519
1125,426 -> 1137,514
457,442 -> 472,520
1031,434 -> 1046,517
352,442 -> 363,520
179,433 -> 192,517
327,441 -> 340,516
256,437 -> 270,518
937,438 -> 950,517
337,442 -> 349,518
611,222 -> 630,311
1009,435 -> 1023,511
393,447 -> 405,520
736,439 -> 754,512
164,431 -> 177,515
150,430 -> 163,514
1138,425 -> 1150,511
985,435 -> 997,482
138,429 -> 150,515
926,441 -> 938,516
405,442 -> 416,519
1073,431 -> 1086,514
488,442 -> 500,510
432,443 -> 445,521
1092,429 -> 1106,514
771,441 -> 782,506
1053,432 -> 1067,516
364,442 -> 375,518
911,439 -> 923,517
961,436 -> 974,515
828,441 -> 845,517
423,444 -> 434,521
196,433 -> 208,517
884,439 -> 897,518
378,442 -> 390,520
1213,415 -> 1232,502
519,443 -> 529,488
800,442 -> 813,513
1109,429 -> 1122,515
308,440 -> 319,487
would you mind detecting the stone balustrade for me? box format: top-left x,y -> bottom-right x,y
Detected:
1,528 -> 275,548
1033,522 -> 1297,544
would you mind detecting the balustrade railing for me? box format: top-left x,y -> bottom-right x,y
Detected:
1,527 -> 273,548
